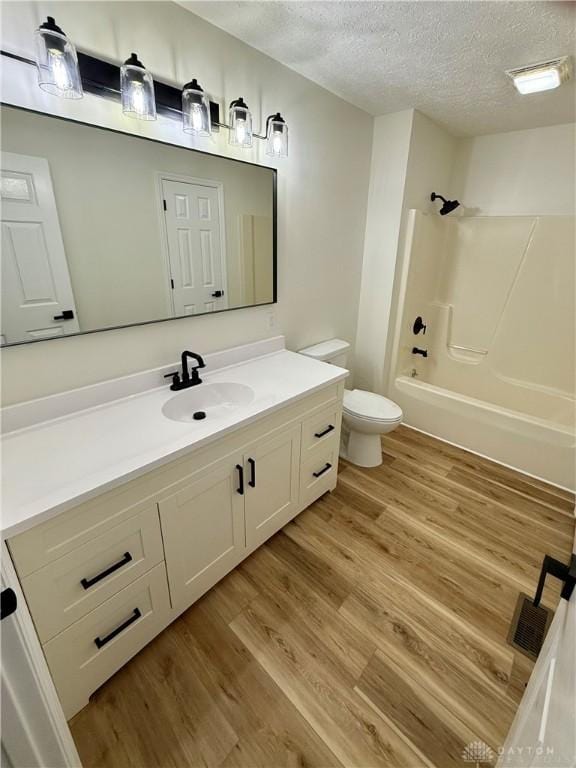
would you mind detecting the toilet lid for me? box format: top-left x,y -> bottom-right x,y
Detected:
343,389 -> 403,422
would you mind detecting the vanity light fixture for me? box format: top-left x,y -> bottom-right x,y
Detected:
15,23 -> 290,152
182,78 -> 211,135
120,53 -> 156,120
266,113 -> 288,158
506,56 -> 572,95
228,98 -> 253,147
35,16 -> 83,99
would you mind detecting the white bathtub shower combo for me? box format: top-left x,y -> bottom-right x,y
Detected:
389,210 -> 575,490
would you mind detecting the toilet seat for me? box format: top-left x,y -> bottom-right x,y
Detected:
343,389 -> 403,423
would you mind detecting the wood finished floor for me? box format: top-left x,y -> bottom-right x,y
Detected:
70,426 -> 575,768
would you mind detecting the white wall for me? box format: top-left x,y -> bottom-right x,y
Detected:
0,0 -> 372,405
355,109 -> 457,394
451,123 -> 576,216
353,110 -> 414,392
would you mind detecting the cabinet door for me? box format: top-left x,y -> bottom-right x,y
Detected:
244,425 -> 301,550
159,456 -> 245,611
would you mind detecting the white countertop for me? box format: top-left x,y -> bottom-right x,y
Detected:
1,345 -> 347,539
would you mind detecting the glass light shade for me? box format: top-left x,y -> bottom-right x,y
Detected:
35,17 -> 83,99
266,113 -> 288,158
228,98 -> 252,147
121,53 -> 156,120
182,79 -> 211,136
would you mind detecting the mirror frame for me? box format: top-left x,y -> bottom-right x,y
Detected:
0,102 -> 278,347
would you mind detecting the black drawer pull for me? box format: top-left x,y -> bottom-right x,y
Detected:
236,464 -> 244,495
81,552 -> 133,590
314,424 -> 335,439
94,608 -> 141,649
248,457 -> 256,488
313,463 -> 332,478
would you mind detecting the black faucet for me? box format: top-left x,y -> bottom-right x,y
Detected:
412,347 -> 428,358
164,350 -> 206,391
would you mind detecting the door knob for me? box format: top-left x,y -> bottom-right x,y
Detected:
53,310 -> 75,321
211,290 -> 224,298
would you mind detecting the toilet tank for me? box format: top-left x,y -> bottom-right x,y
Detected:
298,339 -> 350,368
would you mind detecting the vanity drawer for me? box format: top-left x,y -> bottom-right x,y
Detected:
8,494 -> 162,578
301,404 -> 342,455
300,443 -> 340,508
21,505 -> 163,643
43,562 -> 170,720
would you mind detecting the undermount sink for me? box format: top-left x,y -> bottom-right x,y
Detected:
162,382 -> 255,423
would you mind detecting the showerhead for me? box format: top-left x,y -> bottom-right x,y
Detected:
431,192 -> 460,216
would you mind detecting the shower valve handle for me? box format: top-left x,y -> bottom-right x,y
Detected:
413,316 -> 427,335
412,347 -> 428,358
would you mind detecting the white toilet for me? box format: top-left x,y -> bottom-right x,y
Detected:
299,339 -> 403,467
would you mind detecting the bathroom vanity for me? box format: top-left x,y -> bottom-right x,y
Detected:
2,338 -> 346,718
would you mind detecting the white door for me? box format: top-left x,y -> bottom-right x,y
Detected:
161,179 -> 227,317
497,528 -> 576,767
244,425 -> 301,550
158,455 -> 245,611
1,152 -> 79,344
1,542 -> 80,768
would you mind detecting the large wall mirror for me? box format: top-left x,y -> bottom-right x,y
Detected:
0,105 -> 276,346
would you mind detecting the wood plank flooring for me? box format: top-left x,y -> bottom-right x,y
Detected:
70,426 -> 575,768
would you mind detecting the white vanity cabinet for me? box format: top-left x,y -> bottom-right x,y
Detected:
6,381 -> 343,718
160,422 -> 301,610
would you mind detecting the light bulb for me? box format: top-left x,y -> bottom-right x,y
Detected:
48,50 -> 72,91
272,131 -> 283,154
130,82 -> 146,116
191,106 -> 204,132
235,119 -> 246,144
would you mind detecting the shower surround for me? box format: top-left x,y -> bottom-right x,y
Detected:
389,211 -> 575,490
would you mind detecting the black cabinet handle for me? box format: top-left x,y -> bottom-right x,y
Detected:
313,463 -> 332,478
314,424 -> 334,439
81,552 -> 133,590
248,458 -> 256,488
1,588 -> 17,620
236,464 -> 244,495
94,608 -> 141,649
53,309 -> 75,321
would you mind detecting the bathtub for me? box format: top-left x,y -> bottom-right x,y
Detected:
393,374 -> 575,491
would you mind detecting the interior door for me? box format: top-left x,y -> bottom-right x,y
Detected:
244,425 -> 301,550
158,455 -> 245,611
162,178 -> 227,317
1,542 -> 80,768
0,152 -> 79,344
497,528 -> 576,767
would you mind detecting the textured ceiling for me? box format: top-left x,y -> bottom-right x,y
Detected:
180,0 -> 576,136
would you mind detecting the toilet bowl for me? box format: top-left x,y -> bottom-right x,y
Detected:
342,389 -> 403,467
298,339 -> 403,468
